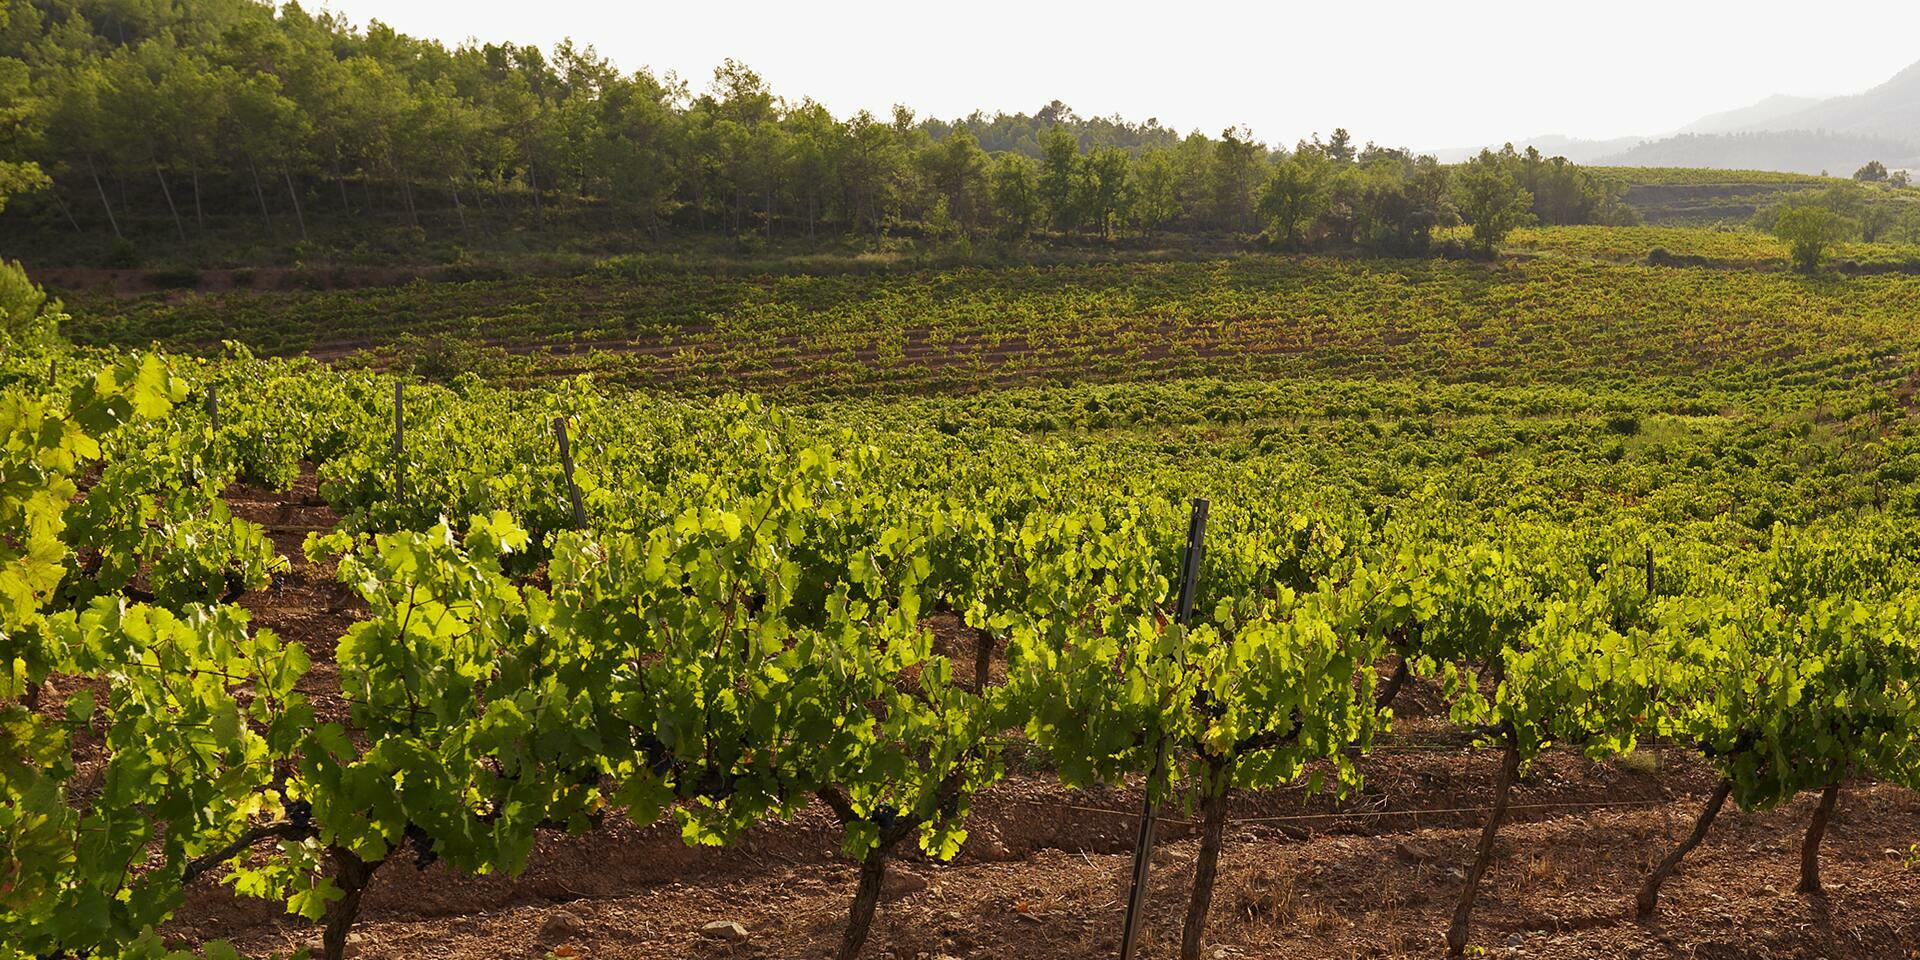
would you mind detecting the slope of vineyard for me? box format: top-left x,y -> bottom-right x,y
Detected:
1504,224 -> 1920,268
53,250 -> 1920,397
10,224 -> 1920,960
13,2 -> 1920,953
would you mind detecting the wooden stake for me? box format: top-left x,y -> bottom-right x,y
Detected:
392,381 -> 405,500
553,417 -> 587,530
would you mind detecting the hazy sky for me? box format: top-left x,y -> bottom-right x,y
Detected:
318,0 -> 1919,150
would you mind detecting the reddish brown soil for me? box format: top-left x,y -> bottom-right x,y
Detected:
156,480 -> 1920,960
222,470 -> 367,721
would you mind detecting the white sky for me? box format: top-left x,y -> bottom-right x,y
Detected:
317,0 -> 1919,150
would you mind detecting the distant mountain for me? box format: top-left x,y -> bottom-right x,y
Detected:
1747,60 -> 1920,139
1596,60 -> 1920,174
1680,94 -> 1822,135
1436,60 -> 1920,176
1596,130 -> 1920,175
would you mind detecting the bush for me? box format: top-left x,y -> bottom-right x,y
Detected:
390,333 -> 523,384
0,259 -> 63,346
1647,247 -> 1713,268
1605,414 -> 1642,436
1434,238 -> 1494,261
1772,205 -> 1854,273
145,267 -> 202,290
105,237 -> 141,269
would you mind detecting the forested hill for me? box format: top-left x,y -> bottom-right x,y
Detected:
0,0 -> 1634,266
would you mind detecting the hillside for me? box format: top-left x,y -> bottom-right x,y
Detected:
1755,60 -> 1920,139
1680,94 -> 1823,135
22,229 -> 1920,960
1597,130 -> 1919,177
1595,60 -> 1920,174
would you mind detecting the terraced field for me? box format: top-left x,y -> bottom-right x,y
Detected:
61,252 -> 1920,398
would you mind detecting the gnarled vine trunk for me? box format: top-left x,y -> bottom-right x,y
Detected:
1635,778 -> 1732,919
837,845 -> 891,960
1798,782 -> 1840,894
972,626 -> 994,693
1178,758 -> 1234,960
323,847 -> 381,960
1374,657 -> 1411,710
1447,732 -> 1520,957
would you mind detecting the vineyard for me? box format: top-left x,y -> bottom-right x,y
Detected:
55,249 -> 1920,399
10,231 -> 1920,959
1503,225 -> 1920,269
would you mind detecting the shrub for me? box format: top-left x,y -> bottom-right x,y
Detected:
145,267 -> 201,290
1605,414 -> 1642,436
0,259 -> 63,347
1772,205 -> 1856,273
105,237 -> 141,269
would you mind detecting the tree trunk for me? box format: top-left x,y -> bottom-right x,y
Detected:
333,148 -> 352,215
1447,733 -> 1520,957
451,180 -> 469,234
189,165 -> 205,230
153,160 -> 187,243
837,846 -> 889,960
1797,782 -> 1840,894
284,168 -> 308,243
1635,778 -> 1731,919
323,848 -> 381,960
529,162 -> 543,223
89,157 -> 122,240
49,187 -> 84,234
247,155 -> 272,228
401,176 -> 419,229
389,151 -> 418,230
1178,759 -> 1234,960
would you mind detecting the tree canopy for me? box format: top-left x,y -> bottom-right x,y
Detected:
0,0 -> 1633,259
1772,205 -> 1854,272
